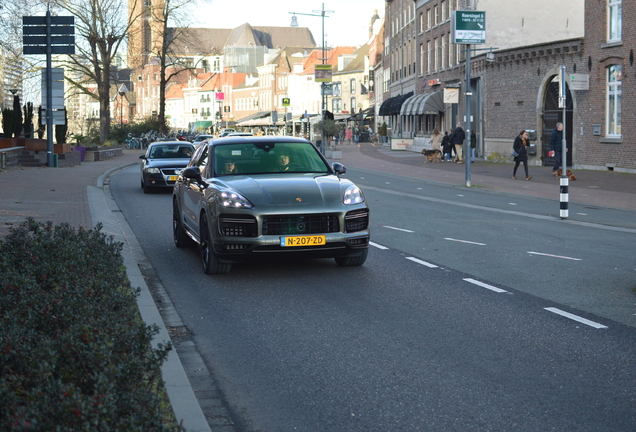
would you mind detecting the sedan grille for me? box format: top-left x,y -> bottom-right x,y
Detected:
161,168 -> 179,176
345,209 -> 369,233
263,214 -> 340,235
219,215 -> 258,237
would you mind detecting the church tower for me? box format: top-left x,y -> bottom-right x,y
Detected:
127,0 -> 165,69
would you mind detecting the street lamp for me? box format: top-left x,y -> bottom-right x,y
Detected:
119,90 -> 125,130
289,3 -> 332,154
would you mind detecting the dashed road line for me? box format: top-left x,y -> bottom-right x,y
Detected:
444,238 -> 487,246
463,278 -> 508,293
383,226 -> 415,233
528,251 -> 582,261
405,257 -> 438,268
369,241 -> 389,250
544,307 -> 608,329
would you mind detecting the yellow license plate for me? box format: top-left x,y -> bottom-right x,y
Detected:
168,175 -> 178,181
280,235 -> 326,247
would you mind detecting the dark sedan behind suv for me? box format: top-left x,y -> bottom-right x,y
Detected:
172,136 -> 370,274
140,141 -> 194,193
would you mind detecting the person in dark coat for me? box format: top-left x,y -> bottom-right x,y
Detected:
513,130 -> 532,180
470,131 -> 477,162
441,131 -> 451,161
450,124 -> 466,163
549,122 -> 564,175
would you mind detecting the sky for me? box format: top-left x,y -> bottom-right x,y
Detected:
197,0 -> 385,48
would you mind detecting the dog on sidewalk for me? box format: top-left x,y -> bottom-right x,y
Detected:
555,169 -> 577,181
422,149 -> 442,163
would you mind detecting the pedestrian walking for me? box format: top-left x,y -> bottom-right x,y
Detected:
353,126 -> 360,144
512,130 -> 532,180
430,129 -> 442,151
449,124 -> 466,163
441,131 -> 451,161
549,122 -> 565,176
470,131 -> 477,162
345,126 -> 353,145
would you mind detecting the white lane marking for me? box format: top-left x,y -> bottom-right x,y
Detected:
444,238 -> 487,246
383,226 -> 415,233
457,194 -> 464,197
405,257 -> 438,268
417,187 -> 423,190
577,213 -> 587,216
544,307 -> 608,329
357,184 -> 636,234
463,278 -> 508,293
509,203 -> 518,206
527,251 -> 582,261
369,241 -> 389,250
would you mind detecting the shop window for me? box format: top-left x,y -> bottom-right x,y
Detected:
606,65 -> 622,136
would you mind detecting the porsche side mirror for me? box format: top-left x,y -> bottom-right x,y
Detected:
332,162 -> 347,176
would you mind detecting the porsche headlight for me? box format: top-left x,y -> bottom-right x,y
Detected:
343,185 -> 365,205
220,191 -> 253,209
145,167 -> 161,174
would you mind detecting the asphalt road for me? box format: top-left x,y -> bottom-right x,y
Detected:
111,165 -> 636,431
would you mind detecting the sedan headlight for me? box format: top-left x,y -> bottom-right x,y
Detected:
220,191 -> 253,209
343,185 -> 365,205
145,167 -> 161,174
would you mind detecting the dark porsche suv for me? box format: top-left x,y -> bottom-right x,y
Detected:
172,136 -> 370,274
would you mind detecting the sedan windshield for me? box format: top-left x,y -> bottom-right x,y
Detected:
149,144 -> 194,159
213,142 -> 330,176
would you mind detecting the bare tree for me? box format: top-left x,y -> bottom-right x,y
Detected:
144,0 -> 213,134
52,0 -> 144,144
0,0 -> 48,108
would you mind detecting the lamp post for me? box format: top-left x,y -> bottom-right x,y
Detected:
289,3 -> 332,154
119,91 -> 125,130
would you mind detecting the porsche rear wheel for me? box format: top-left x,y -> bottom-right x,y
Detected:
173,200 -> 191,248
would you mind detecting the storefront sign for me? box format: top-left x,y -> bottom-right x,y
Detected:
569,74 -> 589,91
391,138 -> 413,151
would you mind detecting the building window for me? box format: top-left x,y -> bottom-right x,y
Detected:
608,0 -> 622,42
426,9 -> 431,29
350,98 -> 356,113
441,35 -> 446,69
419,13 -> 424,33
434,38 -> 439,70
427,40 -> 432,73
350,79 -> 356,94
607,65 -> 622,136
441,0 -> 447,21
332,98 -> 341,113
434,5 -> 439,26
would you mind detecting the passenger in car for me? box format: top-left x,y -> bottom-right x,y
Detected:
177,146 -> 192,158
276,154 -> 290,171
221,158 -> 238,174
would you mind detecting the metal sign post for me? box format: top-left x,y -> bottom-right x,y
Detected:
452,7 -> 486,187
559,65 -> 569,219
23,11 -> 74,167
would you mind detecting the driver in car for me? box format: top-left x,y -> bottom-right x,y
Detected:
276,154 -> 290,171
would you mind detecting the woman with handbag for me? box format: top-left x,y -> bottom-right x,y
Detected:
512,130 -> 532,180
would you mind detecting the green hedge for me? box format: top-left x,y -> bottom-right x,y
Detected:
0,219 -> 175,430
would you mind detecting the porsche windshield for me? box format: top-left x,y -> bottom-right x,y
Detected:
213,142 -> 331,176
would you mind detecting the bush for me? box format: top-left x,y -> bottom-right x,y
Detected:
0,219 -> 174,430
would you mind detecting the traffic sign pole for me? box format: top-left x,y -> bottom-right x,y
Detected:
46,10 -> 54,167
23,10 -> 74,167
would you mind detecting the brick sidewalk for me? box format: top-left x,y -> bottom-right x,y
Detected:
0,149 -> 141,238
